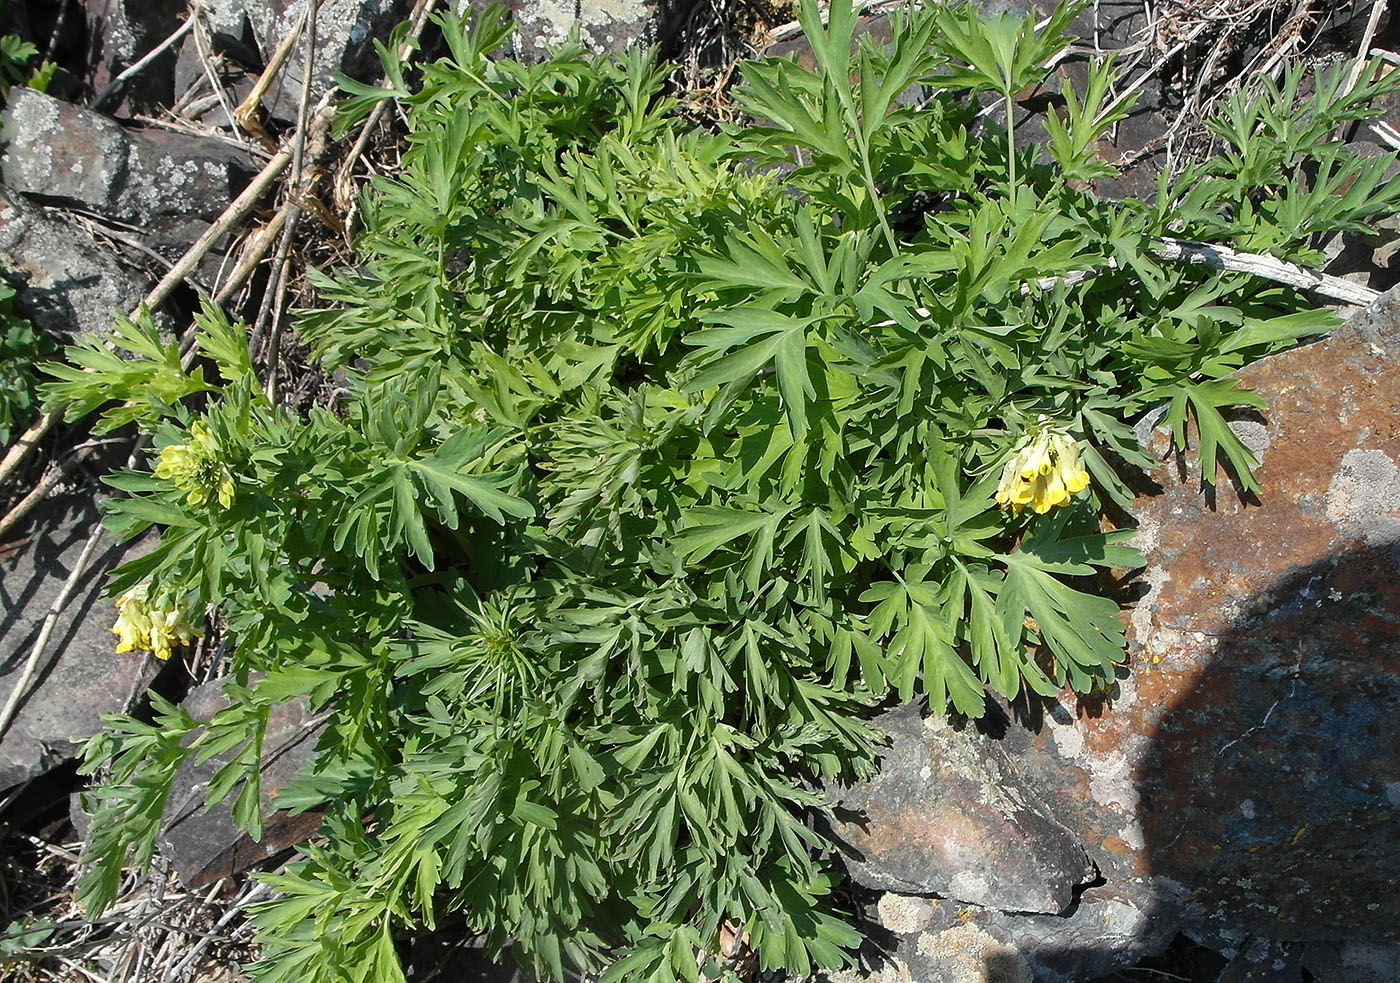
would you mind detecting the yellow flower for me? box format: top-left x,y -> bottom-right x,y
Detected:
995,426 -> 1092,515
112,585 -> 201,661
154,421 -> 235,509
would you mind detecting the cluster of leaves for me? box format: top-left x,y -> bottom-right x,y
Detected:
0,281 -> 52,444
50,1 -> 1400,981
0,8 -> 53,97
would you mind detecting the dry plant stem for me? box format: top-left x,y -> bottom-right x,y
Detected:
248,94 -> 336,359
1371,119 -> 1400,151
89,15 -> 196,111
151,142 -> 296,310
234,0 -> 330,140
261,242 -> 299,399
163,881 -> 271,981
217,210 -> 290,303
333,0 -> 440,217
1019,240 -> 1380,304
264,0 -> 321,401
0,442 -> 104,540
0,413 -> 57,496
1150,237 -> 1380,304
45,0 -> 73,61
189,3 -> 241,136
1344,0 -> 1389,96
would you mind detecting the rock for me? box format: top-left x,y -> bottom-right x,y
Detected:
1215,937 -> 1304,983
876,893 -> 937,936
454,0 -> 663,60
155,677 -> 324,888
1,88 -> 259,227
828,287 -> 1400,980
0,492 -> 160,792
1110,287 -> 1400,949
82,0 -> 188,112
1301,941 -> 1400,983
176,0 -> 414,124
828,704 -> 1096,915
868,885 -> 1177,983
0,185 -> 149,341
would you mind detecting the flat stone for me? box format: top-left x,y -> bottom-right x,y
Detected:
156,677 -> 324,888
0,492 -> 160,792
2,88 -> 259,227
0,185 -> 149,341
829,703 -> 1096,915
884,886 -> 1174,983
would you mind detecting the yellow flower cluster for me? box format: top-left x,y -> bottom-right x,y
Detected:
995,426 -> 1091,515
154,421 -> 235,509
111,585 -> 201,661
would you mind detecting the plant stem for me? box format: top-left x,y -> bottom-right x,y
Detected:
1005,89 -> 1017,194
850,123 -> 899,256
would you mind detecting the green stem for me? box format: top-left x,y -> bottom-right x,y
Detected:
1005,89 -> 1016,195
853,125 -> 899,257
835,79 -> 899,257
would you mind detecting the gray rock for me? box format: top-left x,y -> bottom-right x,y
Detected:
155,677 -> 324,887
177,0 -> 414,123
454,0 -> 661,60
1300,941 -> 1400,983
0,185 -> 149,341
83,0 -> 188,112
828,704 -> 1096,915
868,886 -> 1176,983
2,88 -> 259,227
0,493 -> 160,792
1215,938 -> 1304,983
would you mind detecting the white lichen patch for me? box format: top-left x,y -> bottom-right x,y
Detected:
1325,448 -> 1400,546
1228,420 -> 1270,461
915,922 -> 1032,983
1087,747 -> 1137,811
877,893 -> 936,935
820,957 -> 915,983
1048,715 -> 1085,760
4,91 -> 58,178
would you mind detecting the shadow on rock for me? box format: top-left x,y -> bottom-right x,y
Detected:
826,542 -> 1400,983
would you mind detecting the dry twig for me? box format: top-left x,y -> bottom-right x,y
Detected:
332,0 -> 442,222
233,0 -> 331,145
89,15 -> 196,112
0,139 -> 303,492
1344,0 -> 1390,96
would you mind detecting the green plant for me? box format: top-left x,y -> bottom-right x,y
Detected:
0,11 -> 52,96
51,1 -> 1400,981
0,282 -> 51,445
